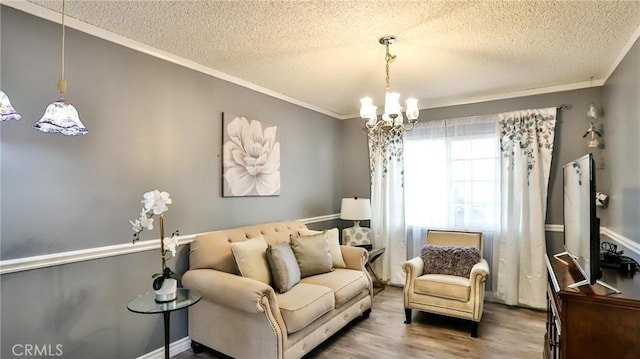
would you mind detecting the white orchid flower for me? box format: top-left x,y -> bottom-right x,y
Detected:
164,235 -> 179,257
223,117 -> 280,196
138,209 -> 154,231
142,190 -> 173,215
129,219 -> 142,233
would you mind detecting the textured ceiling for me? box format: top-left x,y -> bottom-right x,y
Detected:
15,1 -> 640,118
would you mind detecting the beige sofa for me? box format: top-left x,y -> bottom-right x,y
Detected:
182,221 -> 373,359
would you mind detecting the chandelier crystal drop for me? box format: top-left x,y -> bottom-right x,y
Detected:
360,35 -> 419,133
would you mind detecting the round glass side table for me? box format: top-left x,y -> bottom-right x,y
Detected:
127,288 -> 201,359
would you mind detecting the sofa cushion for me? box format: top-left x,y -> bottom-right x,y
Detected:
276,283 -> 335,334
290,233 -> 334,277
300,268 -> 369,308
266,243 -> 301,293
414,274 -> 471,301
230,235 -> 271,284
299,228 -> 346,269
420,244 -> 481,277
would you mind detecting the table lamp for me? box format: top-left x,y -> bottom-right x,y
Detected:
340,197 -> 372,247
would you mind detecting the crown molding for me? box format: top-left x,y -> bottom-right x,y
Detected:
0,0 -> 342,119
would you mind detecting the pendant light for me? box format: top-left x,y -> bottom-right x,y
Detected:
0,90 -> 22,122
360,35 -> 419,133
583,77 -> 601,148
34,0 -> 88,136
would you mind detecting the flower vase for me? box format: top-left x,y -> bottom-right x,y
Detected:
154,278 -> 177,302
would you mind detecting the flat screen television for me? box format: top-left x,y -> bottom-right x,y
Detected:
558,153 -> 620,293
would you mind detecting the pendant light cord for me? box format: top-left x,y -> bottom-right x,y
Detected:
59,0 -> 67,98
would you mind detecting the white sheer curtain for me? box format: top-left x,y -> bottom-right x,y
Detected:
368,127 -> 406,286
496,108 -> 557,309
404,115 -> 500,293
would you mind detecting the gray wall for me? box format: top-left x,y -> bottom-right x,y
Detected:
1,6 -> 342,358
340,118 -> 370,199
602,37 -> 640,253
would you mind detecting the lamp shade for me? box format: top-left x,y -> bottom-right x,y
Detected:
406,98 -> 419,120
340,198 -> 371,221
0,90 -> 22,122
587,101 -> 600,121
34,99 -> 88,136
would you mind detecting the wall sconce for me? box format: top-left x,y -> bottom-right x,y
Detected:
583,101 -> 602,148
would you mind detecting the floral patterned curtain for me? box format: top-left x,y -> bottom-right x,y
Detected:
368,127 -> 407,285
496,107 -> 557,309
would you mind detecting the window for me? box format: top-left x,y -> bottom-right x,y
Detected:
404,115 -> 500,259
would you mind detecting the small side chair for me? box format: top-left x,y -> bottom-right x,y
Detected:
402,230 -> 489,337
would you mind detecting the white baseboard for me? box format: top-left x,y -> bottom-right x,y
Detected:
137,336 -> 191,359
0,214 -> 340,275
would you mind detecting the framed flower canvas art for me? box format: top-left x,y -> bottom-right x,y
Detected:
222,113 -> 281,197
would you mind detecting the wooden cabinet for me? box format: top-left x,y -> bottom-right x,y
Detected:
545,254 -> 640,359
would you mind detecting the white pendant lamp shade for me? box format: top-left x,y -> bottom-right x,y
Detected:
406,98 -> 419,120
0,90 -> 22,122
35,0 -> 87,136
383,91 -> 402,125
360,97 -> 377,124
34,99 -> 88,136
587,101 -> 599,121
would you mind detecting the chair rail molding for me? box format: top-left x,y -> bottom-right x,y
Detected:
0,214 -> 340,275
545,224 -> 640,257
4,218 -> 632,275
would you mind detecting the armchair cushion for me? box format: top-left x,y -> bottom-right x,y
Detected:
420,244 -> 481,277
414,274 -> 471,301
266,243 -> 301,293
290,233 -> 334,277
230,235 -> 271,284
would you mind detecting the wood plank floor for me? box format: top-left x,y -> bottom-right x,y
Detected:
175,286 -> 546,359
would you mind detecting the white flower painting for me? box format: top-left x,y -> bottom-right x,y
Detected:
222,114 -> 281,196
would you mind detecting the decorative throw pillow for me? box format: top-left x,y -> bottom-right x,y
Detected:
420,244 -> 481,277
299,228 -> 346,268
290,233 -> 334,277
230,235 -> 271,284
266,243 -> 301,293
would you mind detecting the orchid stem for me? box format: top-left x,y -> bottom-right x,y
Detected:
159,214 -> 165,274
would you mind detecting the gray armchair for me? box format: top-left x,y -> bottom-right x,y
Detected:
402,230 -> 489,337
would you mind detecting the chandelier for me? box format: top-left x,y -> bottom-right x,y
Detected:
360,35 -> 419,132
